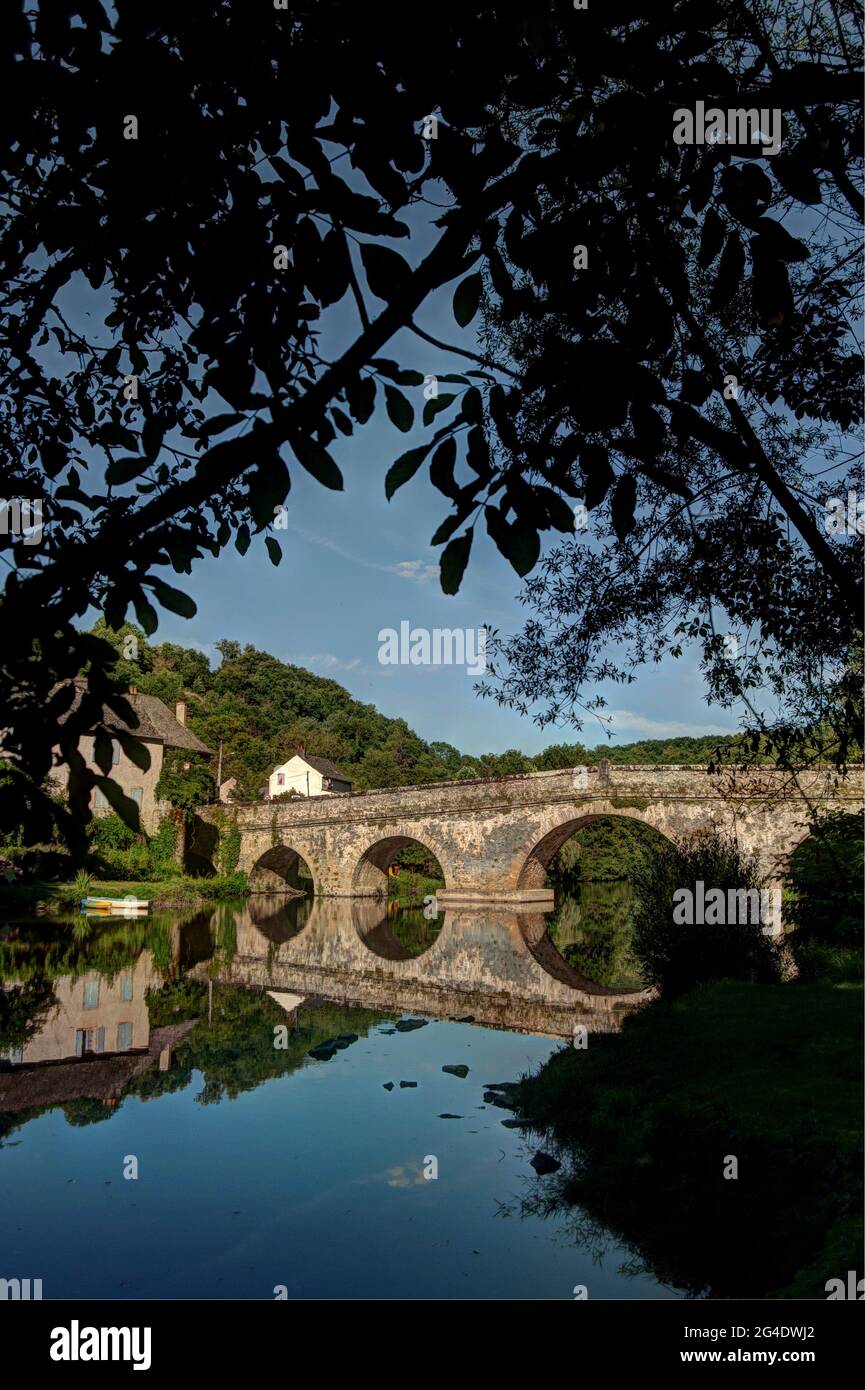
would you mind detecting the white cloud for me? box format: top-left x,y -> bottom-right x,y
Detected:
392,559 -> 439,584
294,652 -> 363,673
604,709 -> 736,739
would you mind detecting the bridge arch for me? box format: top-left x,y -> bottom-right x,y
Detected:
352,833 -> 447,897
249,844 -> 316,895
517,809 -> 675,890
352,900 -> 443,962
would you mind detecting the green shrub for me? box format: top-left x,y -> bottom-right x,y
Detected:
785,811 -> 863,950
792,940 -> 862,984
219,814 -> 241,875
149,815 -> 179,871
7,846 -> 73,881
632,829 -> 781,996
194,871 -> 248,900
88,813 -> 138,851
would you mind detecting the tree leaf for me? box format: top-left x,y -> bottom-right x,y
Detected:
461,386 -> 483,424
114,730 -> 151,772
486,508 -> 541,576
359,243 -> 412,301
453,272 -> 483,327
133,592 -> 158,635
106,456 -> 150,486
345,374 -> 376,424
385,443 -> 432,500
150,578 -> 197,618
290,436 -> 344,490
440,529 -> 473,595
430,437 -> 459,499
611,474 -> 638,541
265,536 -> 282,566
581,446 -> 615,511
199,412 -> 244,438
423,392 -> 456,427
92,775 -> 141,834
93,730 -> 113,775
384,385 -> 414,433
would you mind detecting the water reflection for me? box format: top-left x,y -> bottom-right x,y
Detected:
0,900 -> 675,1301
0,894 -> 646,1130
545,880 -> 643,992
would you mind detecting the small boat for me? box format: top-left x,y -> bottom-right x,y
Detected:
80,896 -> 150,913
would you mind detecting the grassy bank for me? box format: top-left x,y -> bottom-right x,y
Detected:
0,873 -> 249,916
513,980 -> 863,1299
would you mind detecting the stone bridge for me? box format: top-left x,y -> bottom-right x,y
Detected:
191,763 -> 863,911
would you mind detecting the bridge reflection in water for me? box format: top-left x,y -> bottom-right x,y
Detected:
194,897 -> 649,1037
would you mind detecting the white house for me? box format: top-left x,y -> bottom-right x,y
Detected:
268,748 -> 352,799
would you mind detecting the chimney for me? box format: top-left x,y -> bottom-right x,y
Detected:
295,742 -> 305,758
175,700 -> 187,726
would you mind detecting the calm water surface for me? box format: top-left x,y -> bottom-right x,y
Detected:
0,894 -> 679,1300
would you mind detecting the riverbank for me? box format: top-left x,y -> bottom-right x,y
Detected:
512,979 -> 863,1299
0,873 -> 250,916
387,868 -> 443,907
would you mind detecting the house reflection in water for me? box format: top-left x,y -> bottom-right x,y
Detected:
0,951 -> 194,1117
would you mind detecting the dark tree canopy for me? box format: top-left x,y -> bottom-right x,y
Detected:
0,0 -> 861,849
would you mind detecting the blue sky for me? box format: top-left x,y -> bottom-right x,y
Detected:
146,293 -> 737,756
50,157 -> 740,758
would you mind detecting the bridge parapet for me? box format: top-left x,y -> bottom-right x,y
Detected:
191,764 -> 863,905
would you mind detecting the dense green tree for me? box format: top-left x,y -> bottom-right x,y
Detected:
1,1 -> 860,849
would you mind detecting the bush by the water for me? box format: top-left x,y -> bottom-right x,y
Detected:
632,830 -> 781,995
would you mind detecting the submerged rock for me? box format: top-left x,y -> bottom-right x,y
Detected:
308,1043 -> 337,1061
442,1064 -> 470,1078
530,1151 -> 561,1176
483,1090 -> 517,1110
399,1080 -> 417,1088
394,1018 -> 428,1032
438,1113 -> 463,1120
382,1082 -> 394,1091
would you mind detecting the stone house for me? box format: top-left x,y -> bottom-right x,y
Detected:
268,747 -> 352,799
50,680 -> 213,833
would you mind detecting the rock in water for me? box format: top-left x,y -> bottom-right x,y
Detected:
442,1064 -> 470,1078
530,1151 -> 561,1176
483,1090 -> 517,1110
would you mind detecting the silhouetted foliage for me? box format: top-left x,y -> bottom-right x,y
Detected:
632,829 -> 782,994
1,1 -> 861,851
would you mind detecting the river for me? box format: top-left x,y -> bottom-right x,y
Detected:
0,891 -> 682,1299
